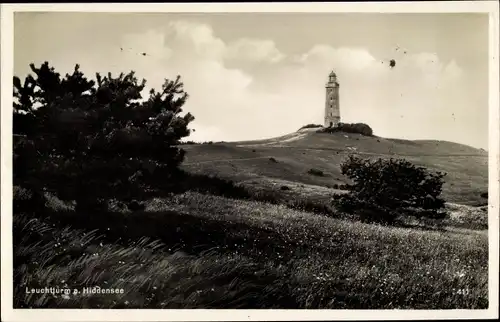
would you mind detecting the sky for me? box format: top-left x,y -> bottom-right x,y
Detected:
14,12 -> 490,149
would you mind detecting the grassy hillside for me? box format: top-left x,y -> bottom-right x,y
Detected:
14,129 -> 489,309
14,192 -> 488,309
181,131 -> 488,206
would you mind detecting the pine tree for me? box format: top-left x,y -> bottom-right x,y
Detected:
13,62 -> 195,212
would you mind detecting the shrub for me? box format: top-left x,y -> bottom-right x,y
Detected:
307,168 -> 324,177
269,157 -> 278,163
480,192 -> 488,199
332,155 -> 447,223
317,122 -> 373,136
280,185 -> 291,191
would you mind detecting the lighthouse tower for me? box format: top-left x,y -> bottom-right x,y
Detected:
324,70 -> 340,128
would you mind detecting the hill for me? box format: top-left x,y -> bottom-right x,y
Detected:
180,129 -> 488,206
15,129 -> 489,309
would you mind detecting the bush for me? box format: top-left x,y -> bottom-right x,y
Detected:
480,192 -> 488,199
307,168 -> 324,177
332,155 -> 447,224
317,122 -> 373,136
280,185 -> 291,191
269,157 -> 278,163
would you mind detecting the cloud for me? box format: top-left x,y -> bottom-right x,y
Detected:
166,21 -> 226,61
225,38 -> 285,63
117,22 -> 469,144
298,45 -> 378,71
121,29 -> 173,61
281,45 -> 468,143
22,19 -> 472,146
443,59 -> 463,83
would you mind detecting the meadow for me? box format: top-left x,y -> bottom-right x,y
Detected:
14,190 -> 488,309
13,130 -> 489,309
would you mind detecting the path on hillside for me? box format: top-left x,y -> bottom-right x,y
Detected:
183,156 -> 272,166
286,147 -> 487,157
183,146 -> 487,166
235,145 -> 487,157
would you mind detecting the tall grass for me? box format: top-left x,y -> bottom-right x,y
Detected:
14,192 -> 488,309
14,213 -> 295,309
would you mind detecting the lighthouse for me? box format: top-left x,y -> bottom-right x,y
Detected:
324,70 -> 340,128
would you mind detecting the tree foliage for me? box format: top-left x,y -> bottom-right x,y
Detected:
14,62 -> 195,211
317,122 -> 373,136
333,155 -> 447,223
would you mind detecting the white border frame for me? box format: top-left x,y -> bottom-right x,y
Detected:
1,2 -> 499,321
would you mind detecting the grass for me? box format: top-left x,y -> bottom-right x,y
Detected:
14,214 -> 294,309
14,191 -> 488,309
182,131 -> 488,206
13,129 -> 489,309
